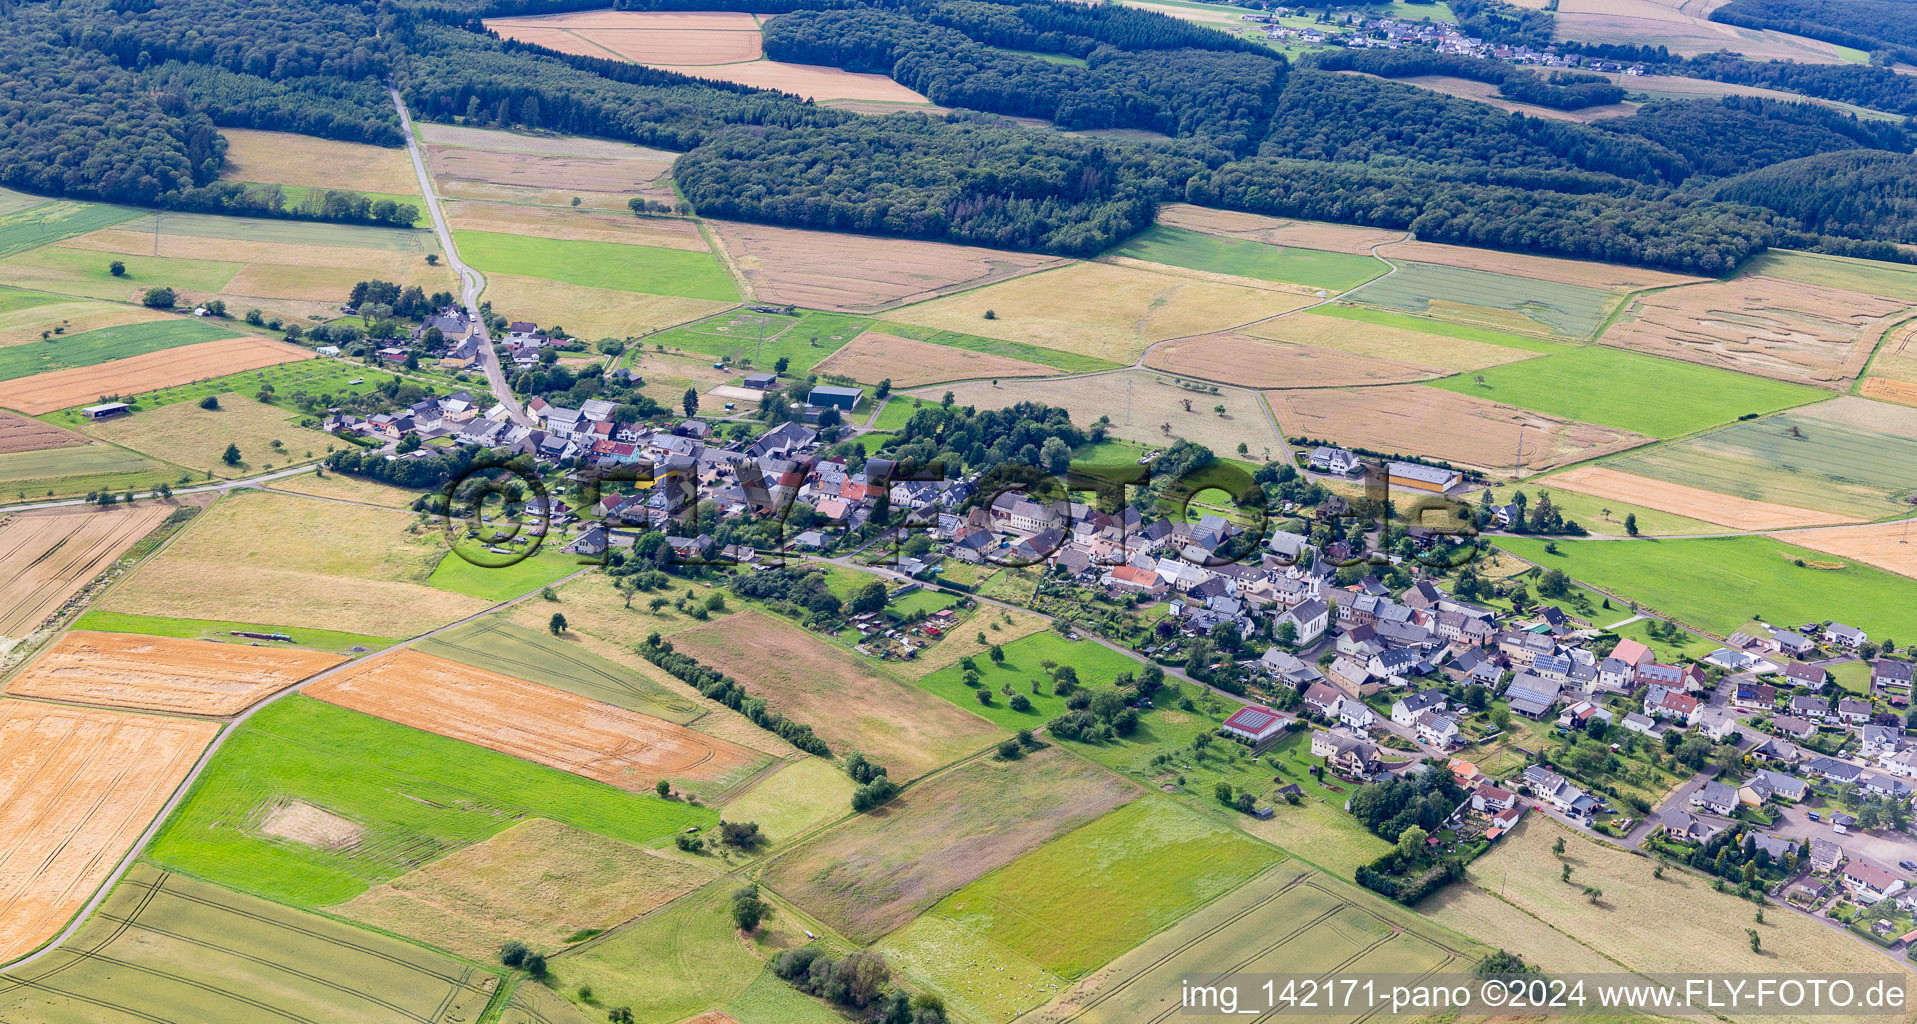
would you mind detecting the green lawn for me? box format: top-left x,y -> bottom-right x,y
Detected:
454,230 -> 739,301
1498,535 -> 1917,640
1829,659 -> 1873,695
914,631 -> 1141,729
925,797 -> 1277,978
0,318 -> 241,382
70,609 -> 399,653
1471,482 -> 1721,537
870,395 -> 933,431
148,696 -> 713,907
1111,224 -> 1387,292
1312,303 -> 1563,353
0,444 -> 178,501
1600,615 -> 1715,662
645,308 -> 869,375
427,545 -> 582,602
1429,347 -> 1824,438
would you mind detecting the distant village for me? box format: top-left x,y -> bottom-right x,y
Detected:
1252,7 -> 1649,75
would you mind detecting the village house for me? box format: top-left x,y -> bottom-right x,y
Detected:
1276,598 -> 1330,645
1772,629 -> 1817,657
1873,659 -> 1913,700
1810,838 -> 1845,873
1221,704 -> 1292,745
1783,661 -> 1827,689
1391,690 -> 1446,729
1842,862 -> 1905,905
1825,623 -> 1868,649
1504,673 -> 1562,719
1691,780 -> 1738,816
1416,710 -> 1460,748
1837,697 -> 1874,724
1523,765 -> 1599,819
1644,689 -> 1700,725
1471,784 -> 1515,813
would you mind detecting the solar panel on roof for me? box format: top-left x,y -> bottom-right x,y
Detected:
1228,709 -> 1274,730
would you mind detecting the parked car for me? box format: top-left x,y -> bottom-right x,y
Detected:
1900,860 -> 1915,872
1807,812 -> 1820,821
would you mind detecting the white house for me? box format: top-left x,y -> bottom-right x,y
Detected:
1276,598 -> 1329,645
1416,710 -> 1460,748
1391,690 -> 1447,729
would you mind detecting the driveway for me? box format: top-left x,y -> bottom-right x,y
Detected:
1774,801 -> 1917,873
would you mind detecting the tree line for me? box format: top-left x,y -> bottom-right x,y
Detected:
1308,49 -> 1626,110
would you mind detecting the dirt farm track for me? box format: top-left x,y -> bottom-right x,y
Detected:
0,701 -> 219,964
305,649 -> 762,791
5,630 -> 346,715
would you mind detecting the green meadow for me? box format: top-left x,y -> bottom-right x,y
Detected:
148,696 -> 713,907
914,630 -> 1141,730
0,194 -> 139,258
454,230 -> 739,301
0,445 -> 177,500
427,544 -> 582,602
1345,261 -> 1618,339
926,797 -> 1276,978
1312,303 -> 1563,353
0,245 -> 244,301
1429,347 -> 1823,438
868,321 -> 1122,374
1111,224 -> 1387,292
647,308 -> 869,374
1497,535 -> 1917,640
0,318 -> 240,382
416,617 -> 703,722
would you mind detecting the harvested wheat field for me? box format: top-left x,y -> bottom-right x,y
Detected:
1544,465 -> 1857,530
1377,73 -> 1639,122
0,506 -> 172,639
1778,522 -> 1917,579
62,231 -> 441,277
1377,240 -> 1700,291
1553,0 -> 1850,61
340,818 -> 718,961
444,200 -> 707,251
0,410 -> 85,454
1862,377 -> 1917,407
307,649 -> 766,795
673,610 -> 1004,781
0,336 -> 312,414
6,630 -> 346,715
888,262 -> 1308,363
219,129 -> 420,196
708,221 -> 1068,312
1241,309 -> 1548,373
1147,332 -> 1443,388
1154,205 -> 1404,255
428,146 -> 672,196
1269,385 -> 1652,473
814,331 -> 1057,387
1863,319 -> 1917,404
1600,276 -> 1904,386
934,370 -> 1283,456
481,275 -> 734,341
0,700 -> 219,963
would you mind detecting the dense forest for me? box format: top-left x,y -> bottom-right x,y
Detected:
1710,0 -> 1917,63
1308,49 -> 1626,110
4,0 -> 1916,273
1708,150 -> 1917,244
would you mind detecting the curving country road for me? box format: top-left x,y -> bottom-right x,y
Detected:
388,84 -> 533,429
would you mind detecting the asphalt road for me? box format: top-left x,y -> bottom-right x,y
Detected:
388,84 -> 532,430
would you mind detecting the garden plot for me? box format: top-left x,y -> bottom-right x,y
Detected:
5,629 -> 344,714
708,220 -> 1068,312
1600,275 -> 1903,386
0,701 -> 219,964
1268,385 -> 1651,473
306,649 -> 768,798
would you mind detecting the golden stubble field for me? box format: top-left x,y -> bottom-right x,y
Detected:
83,392 -> 342,477
0,506 -> 173,638
0,700 -> 220,964
1147,331 -> 1445,388
307,649 -> 767,795
5,630 -> 345,715
444,200 -> 708,250
932,370 -> 1286,457
485,10 -> 931,103
0,338 -> 312,415
814,331 -> 1057,386
1600,276 -> 1904,386
218,129 -> 422,196
1269,385 -> 1652,473
887,262 -> 1310,363
707,220 -> 1069,312
1543,465 -> 1860,530
1154,204 -> 1406,254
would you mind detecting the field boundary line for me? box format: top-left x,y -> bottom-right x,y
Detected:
0,562 -> 601,975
